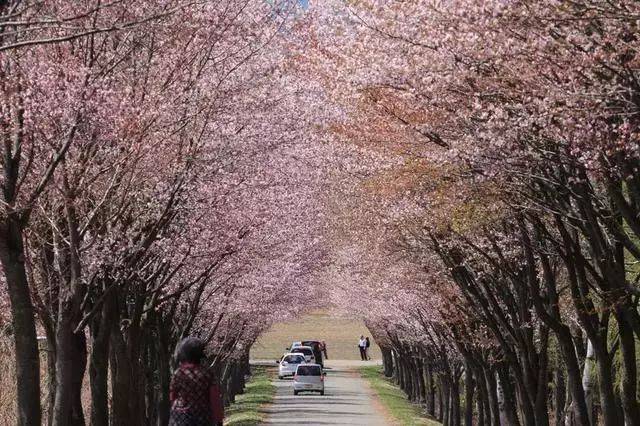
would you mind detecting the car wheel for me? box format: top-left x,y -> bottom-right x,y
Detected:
294,390 -> 299,396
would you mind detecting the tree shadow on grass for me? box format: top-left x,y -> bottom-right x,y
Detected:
360,366 -> 441,426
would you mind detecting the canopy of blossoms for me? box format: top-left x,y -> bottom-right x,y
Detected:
1,1 -> 639,426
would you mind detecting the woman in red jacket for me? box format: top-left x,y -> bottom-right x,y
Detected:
169,337 -> 224,426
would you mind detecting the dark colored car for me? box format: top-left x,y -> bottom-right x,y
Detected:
301,340 -> 324,367
291,346 -> 315,363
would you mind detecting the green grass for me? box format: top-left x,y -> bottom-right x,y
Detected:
224,366 -> 276,426
360,366 -> 441,426
251,310 -> 381,360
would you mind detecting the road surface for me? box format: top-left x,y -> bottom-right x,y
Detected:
262,361 -> 390,425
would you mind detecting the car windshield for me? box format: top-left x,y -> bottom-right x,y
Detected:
283,355 -> 304,363
297,365 -> 322,376
293,348 -> 312,356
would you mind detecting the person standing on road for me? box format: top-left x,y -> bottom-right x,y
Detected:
358,335 -> 367,361
312,343 -> 324,368
365,337 -> 371,360
321,340 -> 328,360
169,337 -> 224,426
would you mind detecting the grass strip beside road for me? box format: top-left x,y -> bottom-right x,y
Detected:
224,366 -> 276,426
360,366 -> 441,426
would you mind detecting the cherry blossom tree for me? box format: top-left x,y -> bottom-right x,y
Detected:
3,0 -> 639,425
1,0 -> 323,424
296,1 -> 640,425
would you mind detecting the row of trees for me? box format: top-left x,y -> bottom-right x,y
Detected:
0,1 -> 328,425
306,1 -> 640,425
4,1 -> 638,425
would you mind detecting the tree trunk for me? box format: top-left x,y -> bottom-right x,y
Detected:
233,361 -> 245,397
110,319 -> 146,426
496,371 -> 509,426
426,364 -> 435,416
156,318 -> 171,426
581,338 -> 595,425
514,373 -> 537,426
52,178 -> 88,426
398,360 -> 406,391
45,331 -> 57,426
89,292 -> 114,426
220,362 -> 234,406
554,367 -> 566,426
52,309 -> 87,426
483,366 -> 500,426
497,367 -> 520,425
564,398 -> 575,426
415,360 -> 425,402
555,329 -> 590,426
403,361 -> 414,398
70,333 -> 87,426
395,355 -> 402,387
451,373 -> 461,426
144,338 -> 158,426
412,361 -> 421,401
535,330 -> 551,426
89,333 -> 109,426
593,343 -> 619,426
464,363 -> 475,426
617,309 -> 640,426
382,347 -> 394,377
475,366 -> 487,426
0,221 -> 42,426
438,379 -> 444,422
391,350 -> 399,382
441,377 -> 451,426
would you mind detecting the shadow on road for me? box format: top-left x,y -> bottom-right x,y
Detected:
262,368 -> 389,425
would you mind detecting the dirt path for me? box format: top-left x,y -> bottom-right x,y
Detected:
261,360 -> 391,425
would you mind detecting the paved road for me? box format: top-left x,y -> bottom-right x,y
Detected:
262,362 -> 389,425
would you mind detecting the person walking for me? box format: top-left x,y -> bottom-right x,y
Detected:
358,335 -> 367,361
169,337 -> 224,426
321,340 -> 328,360
365,337 -> 371,360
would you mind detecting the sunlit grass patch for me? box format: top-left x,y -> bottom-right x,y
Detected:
224,366 -> 276,426
251,309 -> 381,360
360,366 -> 441,426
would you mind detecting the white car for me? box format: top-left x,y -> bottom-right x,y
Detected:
290,345 -> 315,363
278,353 -> 306,379
293,363 -> 325,395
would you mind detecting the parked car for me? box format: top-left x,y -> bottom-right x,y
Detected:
287,340 -> 324,367
300,340 -> 324,367
293,363 -> 325,395
288,341 -> 303,350
277,353 -> 306,379
290,345 -> 315,363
